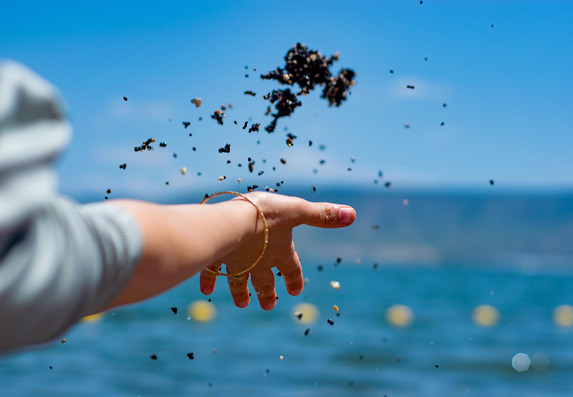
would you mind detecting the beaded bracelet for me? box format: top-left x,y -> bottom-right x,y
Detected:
200,191 -> 269,280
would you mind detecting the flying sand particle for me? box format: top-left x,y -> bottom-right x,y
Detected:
249,123 -> 260,133
134,138 -> 156,152
211,110 -> 225,125
218,143 -> 231,153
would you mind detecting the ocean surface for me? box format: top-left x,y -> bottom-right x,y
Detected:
1,190 -> 573,396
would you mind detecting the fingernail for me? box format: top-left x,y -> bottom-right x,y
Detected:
289,288 -> 302,296
237,299 -> 249,308
201,286 -> 212,295
339,207 -> 354,224
262,302 -> 275,310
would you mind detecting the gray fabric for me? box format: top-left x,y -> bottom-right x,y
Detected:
0,61 -> 143,352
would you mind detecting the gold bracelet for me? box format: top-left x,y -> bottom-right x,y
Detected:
200,191 -> 269,280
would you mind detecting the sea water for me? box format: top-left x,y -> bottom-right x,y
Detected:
1,264 -> 573,396
1,190 -> 572,396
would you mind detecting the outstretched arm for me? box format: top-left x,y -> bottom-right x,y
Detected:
107,192 -> 356,310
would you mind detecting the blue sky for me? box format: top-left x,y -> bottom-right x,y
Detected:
2,1 -> 572,200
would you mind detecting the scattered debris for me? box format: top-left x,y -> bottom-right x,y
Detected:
218,143 -> 231,153
263,89 -> 302,133
134,138 -> 156,152
211,110 -> 225,125
248,123 -> 260,133
260,43 -> 355,131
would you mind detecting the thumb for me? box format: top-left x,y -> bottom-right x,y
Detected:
299,202 -> 356,228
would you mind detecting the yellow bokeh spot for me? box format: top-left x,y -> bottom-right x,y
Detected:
554,305 -> 573,327
292,303 -> 319,324
187,300 -> 217,323
82,312 -> 105,323
472,305 -> 500,327
386,304 -> 413,327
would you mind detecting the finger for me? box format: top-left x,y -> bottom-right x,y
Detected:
200,261 -> 221,295
275,242 -> 303,296
226,269 -> 251,309
298,202 -> 356,228
251,268 -> 277,310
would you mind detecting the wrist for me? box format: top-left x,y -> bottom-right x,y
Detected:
207,193 -> 267,274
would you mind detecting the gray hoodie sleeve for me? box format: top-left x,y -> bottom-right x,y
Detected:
0,61 -> 143,352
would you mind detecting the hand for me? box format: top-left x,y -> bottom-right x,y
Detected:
199,192 -> 356,310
